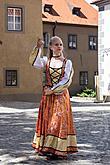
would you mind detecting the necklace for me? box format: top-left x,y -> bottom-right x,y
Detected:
52,54 -> 61,58
53,55 -> 61,58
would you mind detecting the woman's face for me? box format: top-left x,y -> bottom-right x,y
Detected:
51,38 -> 63,55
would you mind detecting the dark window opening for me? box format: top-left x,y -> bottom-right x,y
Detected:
80,71 -> 88,85
99,6 -> 104,12
89,36 -> 97,50
72,7 -> 81,16
5,70 -> 17,86
44,4 -> 59,16
44,4 -> 53,14
68,34 -> 77,49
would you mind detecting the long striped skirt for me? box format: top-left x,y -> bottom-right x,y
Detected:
32,89 -> 78,156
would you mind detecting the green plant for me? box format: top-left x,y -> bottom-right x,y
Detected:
76,87 -> 96,97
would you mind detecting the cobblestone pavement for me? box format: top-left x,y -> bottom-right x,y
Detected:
0,99 -> 110,165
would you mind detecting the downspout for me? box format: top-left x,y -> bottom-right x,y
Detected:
52,21 -> 57,36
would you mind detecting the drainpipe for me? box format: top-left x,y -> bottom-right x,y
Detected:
52,21 -> 57,36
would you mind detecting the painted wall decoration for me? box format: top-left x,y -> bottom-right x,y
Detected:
101,48 -> 110,95
99,6 -> 110,97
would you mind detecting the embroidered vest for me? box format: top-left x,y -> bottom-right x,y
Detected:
45,58 -> 67,87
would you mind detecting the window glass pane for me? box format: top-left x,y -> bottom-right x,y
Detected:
69,42 -> 73,47
8,23 -> 14,30
73,42 -> 76,48
8,8 -> 14,15
15,24 -> 21,30
7,71 -> 11,76
69,36 -> 73,42
93,42 -> 96,46
12,79 -> 17,85
15,16 -> 21,23
73,36 -> 76,42
8,16 -> 14,22
90,41 -> 93,46
7,81 -> 11,85
15,9 -> 21,16
94,37 -> 96,42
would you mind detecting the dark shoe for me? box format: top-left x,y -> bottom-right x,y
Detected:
46,154 -> 67,160
38,151 -> 51,157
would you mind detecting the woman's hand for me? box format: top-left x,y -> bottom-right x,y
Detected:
36,38 -> 44,48
44,87 -> 53,95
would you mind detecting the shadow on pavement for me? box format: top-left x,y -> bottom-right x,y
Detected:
1,100 -> 110,110
71,101 -> 110,107
0,111 -> 79,164
0,103 -> 110,164
0,101 -> 39,109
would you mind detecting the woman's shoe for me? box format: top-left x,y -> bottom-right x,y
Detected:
46,154 -> 67,160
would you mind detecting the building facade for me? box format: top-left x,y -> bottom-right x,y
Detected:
42,0 -> 98,95
0,0 -> 42,101
92,0 -> 110,101
0,0 -> 98,101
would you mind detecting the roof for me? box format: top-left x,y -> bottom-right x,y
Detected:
42,0 -> 98,26
91,0 -> 110,5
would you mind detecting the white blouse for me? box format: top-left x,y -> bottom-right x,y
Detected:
30,47 -> 74,93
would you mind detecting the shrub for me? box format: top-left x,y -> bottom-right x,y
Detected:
77,87 -> 96,97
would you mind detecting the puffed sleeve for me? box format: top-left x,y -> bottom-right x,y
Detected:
29,47 -> 47,68
51,60 -> 74,93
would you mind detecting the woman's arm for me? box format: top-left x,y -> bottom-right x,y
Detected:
29,39 -> 47,68
51,60 -> 74,93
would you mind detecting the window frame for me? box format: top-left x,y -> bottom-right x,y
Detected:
7,6 -> 23,32
43,32 -> 50,48
5,70 -> 18,87
68,34 -> 77,49
89,36 -> 98,51
79,71 -> 88,86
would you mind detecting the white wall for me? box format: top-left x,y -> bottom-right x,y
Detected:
98,4 -> 110,99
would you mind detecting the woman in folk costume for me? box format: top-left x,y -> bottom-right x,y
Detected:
29,36 -> 78,159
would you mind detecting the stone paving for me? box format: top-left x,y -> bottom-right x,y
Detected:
0,99 -> 110,165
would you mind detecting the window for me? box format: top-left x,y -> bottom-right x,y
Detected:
68,34 -> 77,49
44,4 -> 53,14
43,32 -> 50,48
94,71 -> 98,88
89,36 -> 97,50
94,71 -> 98,76
99,6 -> 104,12
5,70 -> 17,86
44,4 -> 59,16
72,7 -> 81,16
7,7 -> 22,31
80,71 -> 88,85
